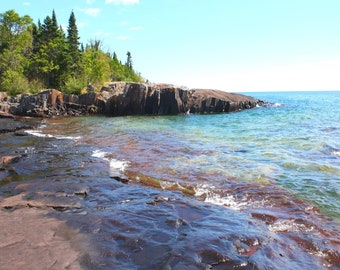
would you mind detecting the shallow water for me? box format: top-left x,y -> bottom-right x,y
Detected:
1,91 -> 339,269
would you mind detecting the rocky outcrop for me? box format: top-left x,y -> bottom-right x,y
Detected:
100,82 -> 264,116
0,82 -> 265,118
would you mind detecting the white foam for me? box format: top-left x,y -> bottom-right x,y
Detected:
194,184 -> 247,211
269,220 -> 314,233
25,129 -> 81,140
92,150 -> 108,160
92,150 -> 129,177
333,151 -> 340,157
109,159 -> 129,173
25,130 -> 50,138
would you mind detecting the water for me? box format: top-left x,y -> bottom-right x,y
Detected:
1,91 -> 339,269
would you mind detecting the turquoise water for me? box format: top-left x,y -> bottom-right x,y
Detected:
72,91 -> 340,224
5,91 -> 339,268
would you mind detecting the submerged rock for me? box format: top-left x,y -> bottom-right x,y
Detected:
1,82 -> 265,117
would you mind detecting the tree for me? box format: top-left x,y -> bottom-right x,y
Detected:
29,10 -> 68,88
0,10 -> 33,95
110,52 -> 125,81
82,40 -> 111,86
125,51 -> 132,69
1,9 -> 144,95
67,11 -> 81,76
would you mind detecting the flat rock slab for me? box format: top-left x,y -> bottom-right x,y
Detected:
0,194 -> 89,270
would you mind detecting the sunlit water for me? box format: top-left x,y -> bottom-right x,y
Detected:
1,91 -> 339,269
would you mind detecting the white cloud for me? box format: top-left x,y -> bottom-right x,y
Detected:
106,0 -> 139,5
85,8 -> 101,16
129,26 -> 144,31
117,35 -> 131,40
23,2 -> 30,6
86,0 -> 96,4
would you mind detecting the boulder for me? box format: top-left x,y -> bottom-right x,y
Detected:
10,89 -> 64,117
0,92 -> 8,102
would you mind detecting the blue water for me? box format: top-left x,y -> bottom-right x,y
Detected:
72,91 -> 340,224
9,90 -> 339,268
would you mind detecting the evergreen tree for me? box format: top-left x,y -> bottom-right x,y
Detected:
30,10 -> 68,88
0,9 -> 144,95
67,11 -> 81,75
110,52 -> 125,81
126,51 -> 132,69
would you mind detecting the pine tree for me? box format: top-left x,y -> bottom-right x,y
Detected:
126,51 -> 132,69
30,10 -> 68,88
67,11 -> 81,76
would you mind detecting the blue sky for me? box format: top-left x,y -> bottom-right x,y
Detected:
2,0 -> 340,91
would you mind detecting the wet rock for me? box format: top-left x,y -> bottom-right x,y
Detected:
111,175 -> 129,184
14,131 -> 28,136
0,155 -> 20,166
0,111 -> 14,119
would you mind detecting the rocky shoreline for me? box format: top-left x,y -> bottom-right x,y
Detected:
0,83 -> 267,269
0,82 -> 266,119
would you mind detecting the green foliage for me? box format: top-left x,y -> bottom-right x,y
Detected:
83,40 -> 111,85
63,76 -> 86,95
0,10 -> 33,93
67,11 -> 82,77
0,9 -> 144,96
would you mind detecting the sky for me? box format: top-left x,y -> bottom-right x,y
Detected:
1,0 -> 340,92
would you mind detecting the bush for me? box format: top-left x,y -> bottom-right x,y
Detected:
28,80 -> 45,94
63,76 -> 86,95
2,74 -> 30,96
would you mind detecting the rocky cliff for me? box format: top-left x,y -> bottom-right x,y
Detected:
0,82 -> 265,118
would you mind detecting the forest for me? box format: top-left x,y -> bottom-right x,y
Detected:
0,9 -> 144,96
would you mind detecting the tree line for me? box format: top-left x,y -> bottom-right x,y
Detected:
0,9 -> 144,96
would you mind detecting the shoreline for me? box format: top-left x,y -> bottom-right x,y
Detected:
0,118 -> 93,269
0,82 -> 267,119
1,104 -> 340,269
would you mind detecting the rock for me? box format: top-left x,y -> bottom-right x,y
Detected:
1,82 -> 265,117
0,111 -> 15,119
99,82 -> 262,116
0,155 -> 20,166
187,89 -> 260,113
0,92 -> 8,102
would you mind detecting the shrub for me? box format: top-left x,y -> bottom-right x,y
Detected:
63,76 -> 86,95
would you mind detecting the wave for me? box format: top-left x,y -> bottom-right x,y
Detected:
92,150 -> 130,177
332,151 -> 340,157
256,101 -> 283,108
25,129 -> 81,141
194,184 -> 248,210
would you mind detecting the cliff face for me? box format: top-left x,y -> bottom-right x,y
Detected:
0,82 -> 265,118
